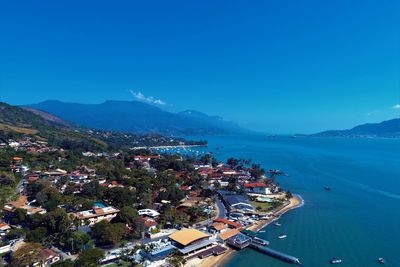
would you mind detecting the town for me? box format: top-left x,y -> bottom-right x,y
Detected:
0,132 -> 303,267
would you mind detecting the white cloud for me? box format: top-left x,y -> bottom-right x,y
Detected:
367,110 -> 379,116
129,90 -> 166,105
392,104 -> 400,110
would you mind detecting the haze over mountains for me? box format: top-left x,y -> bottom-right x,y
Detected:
28,100 -> 251,136
313,118 -> 400,138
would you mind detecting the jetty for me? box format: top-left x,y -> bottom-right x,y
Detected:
249,242 -> 301,264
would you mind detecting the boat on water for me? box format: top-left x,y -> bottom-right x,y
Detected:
378,258 -> 385,264
278,235 -> 287,239
324,186 -> 331,191
330,258 -> 342,264
274,222 -> 282,227
259,230 -> 265,233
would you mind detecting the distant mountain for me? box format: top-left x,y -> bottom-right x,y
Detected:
27,100 -> 251,135
313,118 -> 400,137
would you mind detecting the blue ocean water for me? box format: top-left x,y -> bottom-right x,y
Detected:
189,135 -> 400,267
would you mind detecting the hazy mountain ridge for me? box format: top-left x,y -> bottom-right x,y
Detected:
313,118 -> 400,137
27,100 -> 251,135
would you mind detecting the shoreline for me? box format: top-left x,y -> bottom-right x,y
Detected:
130,144 -> 207,150
187,194 -> 304,267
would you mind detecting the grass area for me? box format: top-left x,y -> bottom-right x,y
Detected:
0,185 -> 16,207
251,200 -> 284,212
251,201 -> 273,212
0,123 -> 38,134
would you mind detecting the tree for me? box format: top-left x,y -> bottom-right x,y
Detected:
10,208 -> 27,225
115,206 -> 139,226
36,186 -> 62,211
285,191 -> 293,200
10,243 -> 44,267
42,208 -> 71,235
167,250 -> 186,267
104,187 -> 135,208
26,227 -> 47,243
52,259 -> 74,267
0,172 -> 15,185
74,248 -> 104,267
81,180 -> 104,198
63,231 -> 94,253
91,221 -> 128,246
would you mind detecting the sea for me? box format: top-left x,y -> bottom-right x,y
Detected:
181,135 -> 400,267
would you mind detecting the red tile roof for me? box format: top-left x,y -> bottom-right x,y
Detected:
214,217 -> 242,229
243,183 -> 267,188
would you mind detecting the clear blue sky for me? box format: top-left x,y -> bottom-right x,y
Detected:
1,1 -> 399,133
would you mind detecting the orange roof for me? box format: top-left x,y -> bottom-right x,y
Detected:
210,222 -> 228,231
169,229 -> 210,246
219,228 -> 240,241
5,196 -> 28,210
214,217 -> 242,229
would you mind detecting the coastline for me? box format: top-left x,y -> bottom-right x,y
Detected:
186,194 -> 304,267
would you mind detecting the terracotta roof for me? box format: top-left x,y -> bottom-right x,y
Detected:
169,229 -> 210,246
214,217 -> 242,229
210,222 -> 228,231
5,196 -> 28,210
244,183 -> 267,188
219,228 -> 240,241
40,248 -> 57,259
141,217 -> 157,227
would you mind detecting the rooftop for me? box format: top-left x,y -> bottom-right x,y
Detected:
169,229 -> 210,247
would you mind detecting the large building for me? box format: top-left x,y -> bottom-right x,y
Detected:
218,191 -> 254,213
168,229 -> 214,255
75,206 -> 120,225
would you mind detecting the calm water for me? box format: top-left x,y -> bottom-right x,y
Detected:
189,135 -> 400,267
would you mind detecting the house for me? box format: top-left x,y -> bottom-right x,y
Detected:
214,217 -> 243,230
3,196 -> 46,216
138,209 -> 160,218
39,248 -> 61,266
243,182 -> 271,195
141,217 -> 158,233
208,222 -> 228,234
218,228 -> 241,243
75,206 -> 120,225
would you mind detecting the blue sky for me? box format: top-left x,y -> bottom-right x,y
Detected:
0,1 -> 399,133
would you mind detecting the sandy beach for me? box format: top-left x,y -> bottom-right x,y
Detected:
185,194 -> 304,267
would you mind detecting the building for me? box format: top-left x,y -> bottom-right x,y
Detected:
226,232 -> 251,249
218,191 -> 254,213
75,206 -> 120,225
217,228 -> 241,243
169,229 -> 214,255
243,182 -> 271,195
214,218 -> 243,230
138,209 -> 160,218
39,248 -> 61,266
3,196 -> 46,216
208,222 -> 228,234
141,217 -> 158,233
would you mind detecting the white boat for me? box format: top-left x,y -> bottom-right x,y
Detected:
378,258 -> 385,264
330,258 -> 342,264
278,235 -> 287,239
274,222 -> 282,227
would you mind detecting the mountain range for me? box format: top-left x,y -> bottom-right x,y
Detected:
313,118 -> 400,137
27,100 -> 250,135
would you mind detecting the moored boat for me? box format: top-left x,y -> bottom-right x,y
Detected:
330,258 -> 342,264
278,235 -> 287,239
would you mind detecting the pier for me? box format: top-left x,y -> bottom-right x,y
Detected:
249,242 -> 301,264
